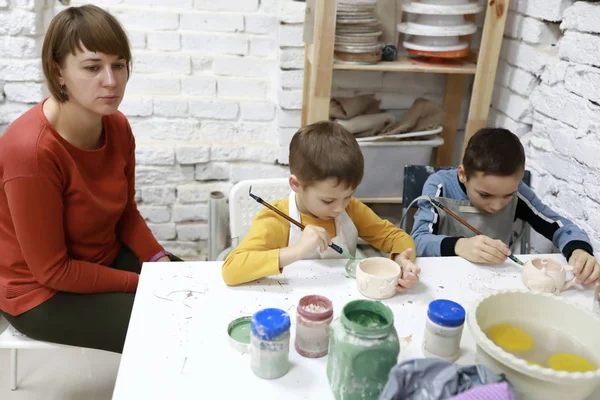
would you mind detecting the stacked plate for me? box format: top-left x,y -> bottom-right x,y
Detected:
334,0 -> 383,64
398,0 -> 483,65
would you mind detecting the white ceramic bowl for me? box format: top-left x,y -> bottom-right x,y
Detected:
356,257 -> 401,300
413,35 -> 460,47
416,14 -> 466,26
467,290 -> 600,400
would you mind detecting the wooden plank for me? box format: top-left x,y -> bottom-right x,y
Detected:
463,0 -> 510,153
333,58 -> 477,74
436,74 -> 467,166
305,0 -> 337,125
301,46 -> 313,127
301,0 -> 315,127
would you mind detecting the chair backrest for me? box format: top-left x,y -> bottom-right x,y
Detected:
401,165 -> 532,231
402,166 -> 452,214
228,178 -> 291,246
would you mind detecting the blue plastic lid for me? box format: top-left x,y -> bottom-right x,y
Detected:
427,299 -> 465,328
251,308 -> 291,340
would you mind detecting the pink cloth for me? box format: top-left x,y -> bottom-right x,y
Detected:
449,382 -> 514,400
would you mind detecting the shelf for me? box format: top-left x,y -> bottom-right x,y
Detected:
333,57 -> 477,75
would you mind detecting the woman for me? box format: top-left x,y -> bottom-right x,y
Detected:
0,5 -> 178,353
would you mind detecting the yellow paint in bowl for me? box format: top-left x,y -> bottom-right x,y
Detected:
547,353 -> 596,373
487,324 -> 534,352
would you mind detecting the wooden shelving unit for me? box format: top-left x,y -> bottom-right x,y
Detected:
301,0 -> 510,168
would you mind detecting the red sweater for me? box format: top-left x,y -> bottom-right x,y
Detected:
0,101 -> 163,316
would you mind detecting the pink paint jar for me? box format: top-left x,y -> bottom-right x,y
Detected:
295,295 -> 334,358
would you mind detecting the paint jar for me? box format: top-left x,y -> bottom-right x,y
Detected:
327,300 -> 399,400
250,308 -> 291,380
295,295 -> 333,358
422,299 -> 465,362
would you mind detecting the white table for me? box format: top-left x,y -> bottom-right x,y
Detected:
113,254 -> 599,399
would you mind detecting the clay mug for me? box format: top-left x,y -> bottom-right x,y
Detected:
356,257 -> 401,300
522,258 -> 576,295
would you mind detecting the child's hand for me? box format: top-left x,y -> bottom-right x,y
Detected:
292,225 -> 331,260
569,249 -> 600,284
455,235 -> 511,264
394,248 -> 421,293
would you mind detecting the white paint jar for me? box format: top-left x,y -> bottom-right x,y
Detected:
422,299 -> 465,362
250,308 -> 291,380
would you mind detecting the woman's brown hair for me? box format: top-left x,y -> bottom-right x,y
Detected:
42,5 -> 132,102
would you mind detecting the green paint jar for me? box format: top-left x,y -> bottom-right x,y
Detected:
327,300 -> 399,400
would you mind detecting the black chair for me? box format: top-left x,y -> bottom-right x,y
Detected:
401,165 -> 531,254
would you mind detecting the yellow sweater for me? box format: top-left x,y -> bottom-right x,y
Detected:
222,197 -> 416,286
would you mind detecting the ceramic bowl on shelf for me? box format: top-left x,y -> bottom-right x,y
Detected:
415,14 -> 466,26
398,21 -> 477,36
414,35 -> 460,46
404,35 -> 468,52
402,0 -> 483,15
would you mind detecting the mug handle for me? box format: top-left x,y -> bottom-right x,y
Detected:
563,265 -> 577,290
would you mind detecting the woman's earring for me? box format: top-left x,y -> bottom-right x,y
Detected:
59,85 -> 67,98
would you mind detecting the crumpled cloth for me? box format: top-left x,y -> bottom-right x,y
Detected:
378,359 -> 517,400
335,113 -> 395,135
379,98 -> 445,135
330,94 -> 381,120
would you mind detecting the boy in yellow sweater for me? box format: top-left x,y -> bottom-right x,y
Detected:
222,121 -> 420,291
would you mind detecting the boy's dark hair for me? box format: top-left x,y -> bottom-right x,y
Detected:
289,121 -> 364,189
462,128 -> 525,179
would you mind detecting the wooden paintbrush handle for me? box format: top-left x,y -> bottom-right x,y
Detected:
249,190 -> 345,256
258,199 -> 305,230
441,207 -> 483,236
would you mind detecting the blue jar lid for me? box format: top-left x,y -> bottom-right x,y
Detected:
251,308 -> 291,340
427,299 -> 465,328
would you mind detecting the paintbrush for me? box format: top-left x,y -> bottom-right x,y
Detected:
248,187 -> 356,260
429,198 -> 525,266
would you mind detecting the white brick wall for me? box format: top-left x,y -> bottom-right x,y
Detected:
0,0 -> 46,133
5,0 -> 595,259
511,0 -> 573,22
504,11 -> 561,44
490,0 -> 600,252
179,12 -> 244,32
218,77 -> 269,100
